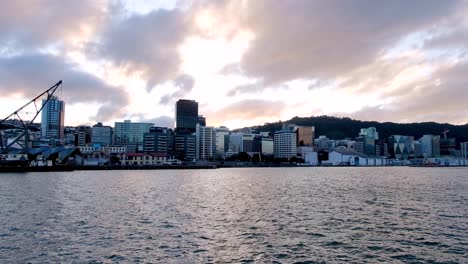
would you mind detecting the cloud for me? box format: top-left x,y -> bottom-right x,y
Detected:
0,53 -> 128,121
227,82 -> 263,97
144,116 -> 175,128
238,0 -> 461,85
0,0 -> 107,50
90,7 -> 193,91
159,74 -> 195,104
346,61 -> 468,124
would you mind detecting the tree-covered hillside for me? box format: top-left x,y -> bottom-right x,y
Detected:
248,116 -> 468,143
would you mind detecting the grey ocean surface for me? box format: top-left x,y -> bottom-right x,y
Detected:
0,168 -> 467,263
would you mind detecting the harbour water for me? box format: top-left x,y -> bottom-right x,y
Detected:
0,167 -> 467,263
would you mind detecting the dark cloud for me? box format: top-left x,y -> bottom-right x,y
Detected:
227,82 -> 262,97
0,0 -> 106,50
90,8 -> 192,91
239,0 -> 461,85
0,53 -> 129,121
144,116 -> 175,128
159,74 -> 195,104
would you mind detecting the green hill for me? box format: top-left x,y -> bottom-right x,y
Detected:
248,116 -> 468,144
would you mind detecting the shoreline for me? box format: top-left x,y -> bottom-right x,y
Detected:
1,164 -> 467,173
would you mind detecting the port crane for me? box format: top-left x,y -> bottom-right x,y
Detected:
0,81 -> 62,154
442,129 -> 450,140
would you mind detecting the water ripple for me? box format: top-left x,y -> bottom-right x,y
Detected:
0,167 -> 467,263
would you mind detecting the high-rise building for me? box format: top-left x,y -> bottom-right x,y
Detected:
388,135 -> 415,159
114,120 -> 154,152
92,122 -> 113,146
419,135 -> 440,158
375,140 -> 388,157
440,138 -> 456,156
297,126 -> 315,146
196,124 -> 216,161
359,127 -> 379,140
242,134 -> 255,153
197,115 -> 206,126
461,142 -> 468,161
174,134 -> 196,161
315,135 -> 335,151
175,99 -> 198,133
226,133 -> 243,157
253,135 -> 274,155
74,125 -> 92,146
414,141 -> 423,158
215,127 -> 229,159
357,127 -> 379,156
274,130 -> 297,159
143,127 -> 169,154
41,96 -> 65,140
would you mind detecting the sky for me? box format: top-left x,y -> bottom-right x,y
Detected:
1,0 -> 468,129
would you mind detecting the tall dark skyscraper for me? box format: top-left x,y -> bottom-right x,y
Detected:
175,99 -> 198,133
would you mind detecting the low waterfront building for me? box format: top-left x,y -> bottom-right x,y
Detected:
119,152 -> 167,166
326,147 -> 387,166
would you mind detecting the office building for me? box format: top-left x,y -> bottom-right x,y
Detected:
175,99 -> 198,133
388,135 -> 415,159
242,134 -> 255,153
196,124 -> 216,161
419,135 -> 440,158
375,140 -> 388,157
297,126 -> 315,146
92,122 -> 113,146
274,130 -> 297,159
114,120 -> 153,151
41,96 -> 65,140
174,134 -> 196,161
359,127 -> 379,140
143,127 -> 169,154
440,138 -> 457,156
226,133 -> 243,157
461,142 -> 468,161
215,127 -> 229,159
315,135 -> 335,151
197,115 -> 206,126
74,125 -> 92,146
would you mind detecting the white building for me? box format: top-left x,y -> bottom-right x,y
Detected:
326,147 -> 386,166
196,124 -> 216,161
261,138 -> 274,155
274,130 -> 297,159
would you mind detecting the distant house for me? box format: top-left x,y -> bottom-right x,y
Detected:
119,152 -> 167,166
326,147 -> 387,166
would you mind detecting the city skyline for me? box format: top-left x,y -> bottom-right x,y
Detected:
1,1 -> 468,129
